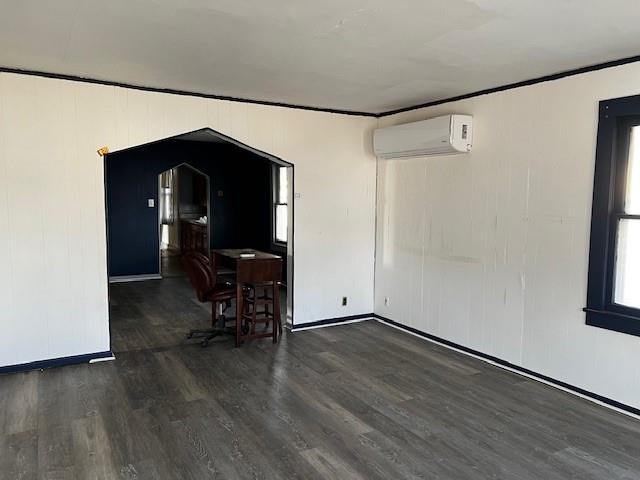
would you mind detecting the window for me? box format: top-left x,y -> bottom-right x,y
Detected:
614,126 -> 640,309
586,96 -> 640,336
160,169 -> 175,225
273,166 -> 288,244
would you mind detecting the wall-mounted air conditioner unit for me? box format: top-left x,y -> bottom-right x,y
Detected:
373,114 -> 473,159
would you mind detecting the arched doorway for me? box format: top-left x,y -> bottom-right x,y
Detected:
158,163 -> 210,278
103,128 -> 294,352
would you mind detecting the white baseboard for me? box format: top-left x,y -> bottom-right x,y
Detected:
109,274 -> 162,283
89,355 -> 116,363
291,316 -> 373,331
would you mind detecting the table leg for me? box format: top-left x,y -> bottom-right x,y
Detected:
272,281 -> 280,343
236,282 -> 243,347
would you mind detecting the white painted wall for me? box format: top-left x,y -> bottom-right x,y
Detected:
375,61 -> 640,409
5,59 -> 640,412
0,72 -> 377,368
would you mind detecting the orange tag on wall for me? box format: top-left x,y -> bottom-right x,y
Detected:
97,146 -> 110,156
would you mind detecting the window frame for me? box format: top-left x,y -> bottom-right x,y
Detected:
272,165 -> 288,246
585,96 -> 640,336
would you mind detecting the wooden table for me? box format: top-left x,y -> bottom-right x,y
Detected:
212,249 -> 282,347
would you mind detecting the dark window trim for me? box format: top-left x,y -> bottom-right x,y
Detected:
585,95 -> 640,336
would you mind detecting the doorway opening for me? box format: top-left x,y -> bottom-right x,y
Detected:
104,128 -> 294,353
158,164 -> 210,278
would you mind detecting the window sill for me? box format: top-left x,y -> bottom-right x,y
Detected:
584,308 -> 640,337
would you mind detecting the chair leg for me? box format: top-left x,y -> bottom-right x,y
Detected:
200,330 -> 221,348
235,283 -> 243,347
186,299 -> 236,347
251,290 -> 257,335
272,281 -> 279,343
243,290 -> 251,335
278,284 -> 283,336
187,329 -> 214,339
265,286 -> 271,331
186,327 -> 227,348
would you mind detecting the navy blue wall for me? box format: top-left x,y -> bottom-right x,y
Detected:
106,140 -> 272,277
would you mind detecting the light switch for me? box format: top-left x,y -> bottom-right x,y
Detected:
148,199 -> 155,207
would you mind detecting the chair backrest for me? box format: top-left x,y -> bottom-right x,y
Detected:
194,251 -> 219,286
182,252 -> 216,302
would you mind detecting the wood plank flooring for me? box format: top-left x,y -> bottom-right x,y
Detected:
2,277 -> 640,479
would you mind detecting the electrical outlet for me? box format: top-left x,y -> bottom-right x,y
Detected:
342,297 -> 347,306
148,198 -> 155,207
384,297 -> 390,306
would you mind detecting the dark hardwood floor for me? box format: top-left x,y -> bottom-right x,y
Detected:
160,249 -> 185,279
2,278 -> 640,479
109,276 -> 218,353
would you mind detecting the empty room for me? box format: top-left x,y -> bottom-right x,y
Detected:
1,1 -> 640,479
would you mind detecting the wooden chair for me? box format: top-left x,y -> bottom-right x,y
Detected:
182,251 -> 238,347
242,281 -> 282,343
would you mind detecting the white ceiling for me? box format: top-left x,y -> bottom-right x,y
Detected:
1,0 -> 640,114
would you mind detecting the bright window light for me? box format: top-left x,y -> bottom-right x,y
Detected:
278,166 -> 288,204
613,126 -> 640,309
615,219 -> 640,309
626,126 -> 640,214
274,166 -> 288,244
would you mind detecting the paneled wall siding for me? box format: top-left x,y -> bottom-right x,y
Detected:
374,61 -> 640,410
0,72 -> 377,367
